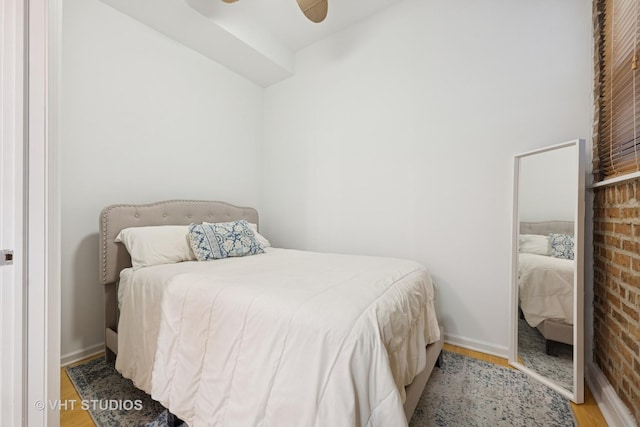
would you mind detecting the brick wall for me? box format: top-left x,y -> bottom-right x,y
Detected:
593,178 -> 640,423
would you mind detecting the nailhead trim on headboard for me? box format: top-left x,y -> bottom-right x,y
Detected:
102,211 -> 108,282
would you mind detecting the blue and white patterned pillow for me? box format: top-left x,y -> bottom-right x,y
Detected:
188,220 -> 264,261
549,233 -> 575,260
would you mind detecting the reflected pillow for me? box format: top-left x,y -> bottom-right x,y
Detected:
189,220 -> 264,261
549,233 -> 575,260
115,225 -> 195,269
519,234 -> 550,256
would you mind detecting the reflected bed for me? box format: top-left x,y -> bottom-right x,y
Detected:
518,221 -> 574,350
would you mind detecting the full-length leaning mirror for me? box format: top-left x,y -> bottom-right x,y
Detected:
509,139 -> 585,404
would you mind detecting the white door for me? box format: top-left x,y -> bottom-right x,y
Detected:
1,0 -> 26,424
2,0 -> 60,425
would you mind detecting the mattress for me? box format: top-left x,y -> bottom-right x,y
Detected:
518,252 -> 573,327
116,248 -> 440,427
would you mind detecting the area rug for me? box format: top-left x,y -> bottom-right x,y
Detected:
518,317 -> 573,391
410,351 -> 576,427
65,358 -> 185,427
67,351 -> 576,427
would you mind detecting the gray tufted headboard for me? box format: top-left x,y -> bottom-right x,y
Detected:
99,200 -> 259,285
520,220 -> 574,236
98,200 -> 259,361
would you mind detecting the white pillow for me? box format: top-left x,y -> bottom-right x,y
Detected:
248,223 -> 272,248
203,222 -> 271,248
115,225 -> 195,269
518,234 -> 550,256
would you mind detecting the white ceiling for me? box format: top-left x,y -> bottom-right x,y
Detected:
99,0 -> 404,87
186,0 -> 402,52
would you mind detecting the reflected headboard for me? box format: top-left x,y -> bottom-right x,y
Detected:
98,200 -> 259,361
520,220 -> 574,236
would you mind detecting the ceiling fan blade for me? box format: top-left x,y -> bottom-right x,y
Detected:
296,0 -> 328,23
221,0 -> 239,3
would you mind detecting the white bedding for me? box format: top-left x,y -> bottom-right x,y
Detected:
518,252 -> 573,327
116,248 -> 440,427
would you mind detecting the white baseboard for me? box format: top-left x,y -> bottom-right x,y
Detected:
444,332 -> 509,359
586,362 -> 637,427
60,343 -> 104,367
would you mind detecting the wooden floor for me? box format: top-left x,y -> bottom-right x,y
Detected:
60,355 -> 98,427
61,346 -> 608,426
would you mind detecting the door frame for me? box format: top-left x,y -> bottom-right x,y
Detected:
27,0 -> 61,425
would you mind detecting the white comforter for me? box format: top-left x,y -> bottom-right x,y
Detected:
116,248 -> 440,427
518,252 -> 573,327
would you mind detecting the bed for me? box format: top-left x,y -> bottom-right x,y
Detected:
518,221 -> 574,354
99,200 -> 444,426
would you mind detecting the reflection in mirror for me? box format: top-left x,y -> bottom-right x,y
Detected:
510,140 -> 584,404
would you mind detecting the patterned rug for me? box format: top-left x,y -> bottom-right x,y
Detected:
65,358 -> 185,427
66,351 -> 576,427
518,317 -> 573,391
410,351 -> 576,426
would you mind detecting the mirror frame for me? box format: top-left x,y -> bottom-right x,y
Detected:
509,139 -> 585,404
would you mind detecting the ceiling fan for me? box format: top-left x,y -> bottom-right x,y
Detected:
221,0 -> 328,23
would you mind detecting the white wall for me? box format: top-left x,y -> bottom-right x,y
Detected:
61,0 -> 592,360
60,0 -> 264,361
262,0 -> 592,354
519,145 -> 578,222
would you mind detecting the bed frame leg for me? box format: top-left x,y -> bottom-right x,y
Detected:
435,350 -> 443,368
545,340 -> 560,357
105,347 -> 116,363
